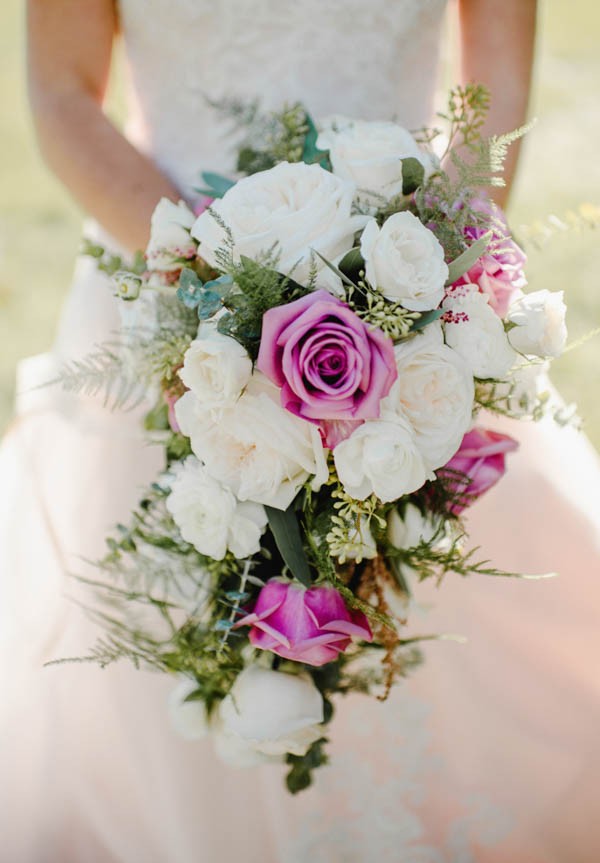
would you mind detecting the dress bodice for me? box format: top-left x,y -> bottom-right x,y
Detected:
117,0 -> 448,194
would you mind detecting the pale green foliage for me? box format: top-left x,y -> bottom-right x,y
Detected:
438,83 -> 490,155
81,237 -> 146,277
415,84 -> 532,261
52,326 -> 192,410
51,344 -> 144,410
387,530 -> 531,586
520,202 -> 600,249
207,97 -> 311,172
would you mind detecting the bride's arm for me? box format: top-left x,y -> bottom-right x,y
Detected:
27,0 -> 181,252
457,0 -> 537,209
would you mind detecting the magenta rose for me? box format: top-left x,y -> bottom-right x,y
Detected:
257,289 -> 397,448
453,200 -> 527,317
235,579 -> 372,667
439,427 -> 519,514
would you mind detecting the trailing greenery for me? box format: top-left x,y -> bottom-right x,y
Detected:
82,237 -> 146,277
415,84 -> 530,261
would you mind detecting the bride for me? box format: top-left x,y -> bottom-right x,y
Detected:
2,0 -> 600,861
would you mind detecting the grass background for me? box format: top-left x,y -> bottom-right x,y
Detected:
0,1 -> 599,442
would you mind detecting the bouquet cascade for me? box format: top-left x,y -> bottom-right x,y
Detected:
62,87 -> 569,792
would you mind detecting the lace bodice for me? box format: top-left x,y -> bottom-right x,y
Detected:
118,0 -> 448,195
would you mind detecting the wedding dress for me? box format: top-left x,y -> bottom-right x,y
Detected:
2,1 -> 600,861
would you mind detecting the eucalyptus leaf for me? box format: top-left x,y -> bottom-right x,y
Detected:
196,171 -> 236,199
197,291 -> 223,320
179,267 -> 203,291
203,274 -> 234,297
302,113 -> 330,169
445,231 -> 492,285
265,503 -> 312,587
401,157 -> 425,195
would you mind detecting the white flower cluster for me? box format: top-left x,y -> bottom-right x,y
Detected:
333,323 -> 475,502
94,108 -> 573,783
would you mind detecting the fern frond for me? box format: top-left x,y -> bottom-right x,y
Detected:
51,345 -> 147,411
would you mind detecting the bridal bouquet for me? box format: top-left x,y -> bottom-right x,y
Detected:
68,87 -> 568,791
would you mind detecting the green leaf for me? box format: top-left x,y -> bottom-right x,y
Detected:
445,230 -> 492,285
196,171 -> 236,198
338,247 -> 365,282
312,250 -> 360,289
302,113 -> 331,169
143,401 -> 170,432
237,147 -> 275,175
409,308 -> 444,332
401,157 -> 425,195
265,502 -> 312,587
285,739 -> 329,794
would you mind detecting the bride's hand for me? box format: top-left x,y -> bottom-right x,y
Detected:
27,0 -> 182,253
457,0 -> 537,210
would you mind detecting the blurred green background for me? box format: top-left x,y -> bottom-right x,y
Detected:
0,1 -> 599,442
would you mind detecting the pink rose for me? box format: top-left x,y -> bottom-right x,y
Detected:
257,289 -> 397,448
235,579 -> 372,667
453,200 -> 527,317
439,426 -> 519,514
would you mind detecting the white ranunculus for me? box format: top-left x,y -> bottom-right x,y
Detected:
360,212 -> 448,311
316,116 -> 434,202
146,198 -> 197,272
507,289 -> 567,358
442,284 -> 516,379
387,502 -> 440,550
333,414 -> 431,502
191,162 -> 367,292
382,324 -> 474,470
179,331 -> 252,412
165,456 -> 267,560
215,666 -> 325,764
175,373 -> 328,510
168,677 -> 209,741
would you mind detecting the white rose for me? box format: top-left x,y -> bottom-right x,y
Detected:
317,116 -> 434,202
191,162 -> 367,291
507,289 -> 567,358
175,373 -> 328,510
442,284 -> 516,379
215,666 -> 324,764
333,414 -> 431,502
382,324 -> 474,470
179,331 -> 252,412
360,213 -> 448,311
387,502 -> 440,550
168,677 -> 209,741
146,198 -> 197,272
165,456 -> 267,560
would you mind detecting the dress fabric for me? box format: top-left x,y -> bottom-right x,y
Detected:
1,1 -> 600,861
